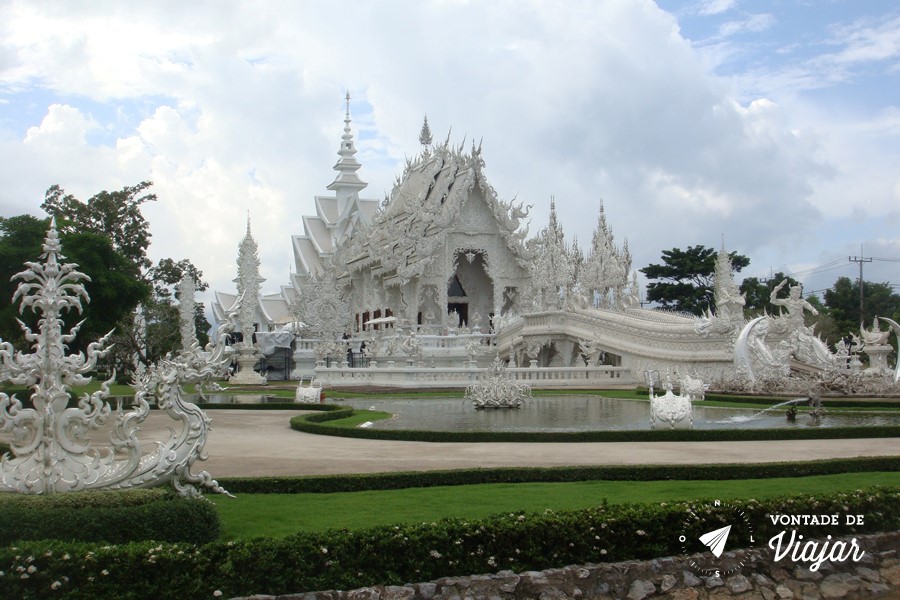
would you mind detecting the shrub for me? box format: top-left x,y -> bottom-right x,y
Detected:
0,489 -> 220,545
0,487 -> 896,599
218,455 -> 900,494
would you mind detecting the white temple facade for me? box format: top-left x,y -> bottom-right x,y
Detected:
212,98 -> 874,390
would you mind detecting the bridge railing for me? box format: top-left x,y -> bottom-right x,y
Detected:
313,363 -> 632,388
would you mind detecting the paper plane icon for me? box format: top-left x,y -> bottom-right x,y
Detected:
699,524 -> 732,558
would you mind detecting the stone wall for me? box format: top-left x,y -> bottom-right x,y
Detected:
231,531 -> 899,600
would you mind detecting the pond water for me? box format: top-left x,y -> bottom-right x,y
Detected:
335,396 -> 900,432
135,394 -> 900,431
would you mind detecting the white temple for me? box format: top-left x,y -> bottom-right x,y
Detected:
212,97 -> 898,392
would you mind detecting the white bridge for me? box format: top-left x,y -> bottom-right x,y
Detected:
312,306 -> 737,388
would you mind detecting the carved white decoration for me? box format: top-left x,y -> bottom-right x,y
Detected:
178,272 -> 198,351
0,222 -> 231,496
649,376 -> 693,429
878,317 -> 900,383
696,247 -> 746,338
295,379 -> 322,402
234,217 -> 265,346
527,197 -> 576,311
579,202 -> 632,309
861,317 -> 891,346
678,373 -> 706,402
465,355 -> 532,409
295,265 -> 351,340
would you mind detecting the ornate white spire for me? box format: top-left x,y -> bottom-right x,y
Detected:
234,215 -> 265,344
179,272 -> 198,351
419,114 -> 433,146
328,92 -> 367,216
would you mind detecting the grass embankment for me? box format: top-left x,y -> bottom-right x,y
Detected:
211,471 -> 900,539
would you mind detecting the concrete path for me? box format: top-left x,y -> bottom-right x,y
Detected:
176,410 -> 900,478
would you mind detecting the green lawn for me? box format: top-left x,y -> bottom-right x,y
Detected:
211,471 -> 900,539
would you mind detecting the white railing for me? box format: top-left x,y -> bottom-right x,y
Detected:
314,364 -> 632,388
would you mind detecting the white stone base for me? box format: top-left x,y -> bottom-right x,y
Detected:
229,350 -> 268,386
864,344 -> 892,376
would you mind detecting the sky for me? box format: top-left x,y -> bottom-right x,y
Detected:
0,0 -> 898,316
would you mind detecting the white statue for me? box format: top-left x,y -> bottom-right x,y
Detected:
770,280 -> 818,328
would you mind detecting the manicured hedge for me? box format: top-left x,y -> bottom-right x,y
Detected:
218,455 -> 900,494
290,410 -> 900,442
0,489 -> 220,545
2,487 -> 897,599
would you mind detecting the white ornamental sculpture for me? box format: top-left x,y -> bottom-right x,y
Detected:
230,217 -> 267,385
178,271 -> 198,351
860,317 -> 893,376
649,375 -> 694,430
527,197 -> 576,310
0,221 -> 231,496
465,355 -> 532,409
579,202 -> 632,309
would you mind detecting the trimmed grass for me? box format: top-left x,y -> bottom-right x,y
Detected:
210,471 -> 900,539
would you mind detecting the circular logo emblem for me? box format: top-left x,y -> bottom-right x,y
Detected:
679,499 -> 755,577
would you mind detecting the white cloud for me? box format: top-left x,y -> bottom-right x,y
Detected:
0,0 -> 895,315
697,0 -> 737,17
718,13 -> 775,37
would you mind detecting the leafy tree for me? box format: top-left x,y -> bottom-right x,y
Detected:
38,182 -> 213,374
0,215 -> 50,347
0,215 -> 150,352
41,181 -> 156,276
739,272 -> 800,315
804,295 -> 841,346
108,258 -> 211,375
640,245 -> 749,315
824,276 -> 900,337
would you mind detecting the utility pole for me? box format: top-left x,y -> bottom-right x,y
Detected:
848,252 -> 872,328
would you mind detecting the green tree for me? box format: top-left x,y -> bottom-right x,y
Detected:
824,276 -> 900,337
108,257 -> 211,375
640,245 -> 750,315
739,272 -> 800,315
0,215 -> 50,347
41,181 -> 156,276
39,182 -> 213,374
0,215 -> 150,352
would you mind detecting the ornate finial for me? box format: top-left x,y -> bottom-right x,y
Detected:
419,115 -> 433,146
345,91 -> 351,118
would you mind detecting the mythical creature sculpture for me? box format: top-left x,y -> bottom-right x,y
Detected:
0,221 -> 231,496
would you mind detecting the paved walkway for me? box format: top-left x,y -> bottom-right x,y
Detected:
173,410 -> 900,477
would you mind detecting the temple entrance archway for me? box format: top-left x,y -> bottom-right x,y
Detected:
449,249 -> 493,331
